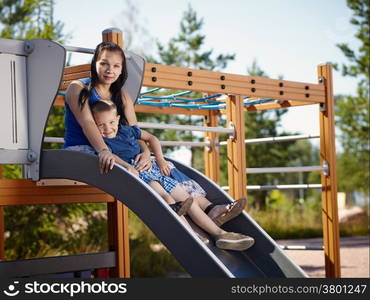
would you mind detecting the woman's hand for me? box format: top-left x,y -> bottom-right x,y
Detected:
134,151 -> 152,172
157,158 -> 171,176
98,149 -> 115,174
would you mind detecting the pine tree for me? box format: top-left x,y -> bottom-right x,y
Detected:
0,0 -> 66,42
0,1 -> 108,260
139,5 -> 235,170
336,0 -> 369,195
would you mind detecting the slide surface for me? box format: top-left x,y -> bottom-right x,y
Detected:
40,149 -> 307,278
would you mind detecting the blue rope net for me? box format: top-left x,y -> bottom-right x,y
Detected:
58,89 -> 277,110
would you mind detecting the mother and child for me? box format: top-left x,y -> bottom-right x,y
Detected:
63,41 -> 254,251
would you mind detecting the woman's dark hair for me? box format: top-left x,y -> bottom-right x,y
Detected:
78,42 -> 128,124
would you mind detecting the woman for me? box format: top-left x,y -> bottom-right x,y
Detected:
63,42 -> 254,251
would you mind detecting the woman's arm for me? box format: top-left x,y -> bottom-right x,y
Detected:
66,81 -> 115,173
121,89 -> 151,171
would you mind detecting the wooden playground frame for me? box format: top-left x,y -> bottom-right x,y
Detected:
0,28 -> 340,278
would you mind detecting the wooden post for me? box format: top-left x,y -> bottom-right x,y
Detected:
317,63 -> 341,278
226,95 -> 247,201
102,28 -> 130,278
204,109 -> 220,183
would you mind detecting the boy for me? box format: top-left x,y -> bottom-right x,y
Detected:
90,99 -> 193,216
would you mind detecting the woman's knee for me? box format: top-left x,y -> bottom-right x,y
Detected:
193,196 -> 211,210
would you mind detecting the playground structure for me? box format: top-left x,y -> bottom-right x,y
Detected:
0,28 -> 340,277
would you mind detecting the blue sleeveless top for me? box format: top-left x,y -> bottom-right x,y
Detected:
104,125 -> 142,163
63,78 -> 102,148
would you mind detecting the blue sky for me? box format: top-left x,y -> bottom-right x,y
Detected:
54,0 -> 359,137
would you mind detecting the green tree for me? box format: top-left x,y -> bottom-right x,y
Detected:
336,0 -> 369,195
0,0 -> 107,261
139,5 -> 235,170
219,60 -> 320,209
0,0 -> 66,41
156,5 -> 234,70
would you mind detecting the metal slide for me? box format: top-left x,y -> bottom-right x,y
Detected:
40,149 -> 307,278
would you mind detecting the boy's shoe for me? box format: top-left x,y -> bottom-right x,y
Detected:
215,232 -> 254,251
169,197 -> 193,216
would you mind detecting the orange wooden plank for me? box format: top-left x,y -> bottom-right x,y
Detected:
204,109 -> 220,184
102,29 -> 129,278
145,63 -> 325,91
225,95 -> 246,200
135,104 -> 209,116
317,63 -> 340,278
64,64 -> 90,75
0,179 -> 114,206
142,76 -> 324,103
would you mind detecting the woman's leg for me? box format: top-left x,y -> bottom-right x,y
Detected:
193,196 -> 246,226
160,183 -> 253,250
186,202 -> 226,237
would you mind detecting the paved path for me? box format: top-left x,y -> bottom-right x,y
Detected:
277,236 -> 369,278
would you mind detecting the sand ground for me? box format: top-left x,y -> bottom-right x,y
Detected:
277,236 -> 369,278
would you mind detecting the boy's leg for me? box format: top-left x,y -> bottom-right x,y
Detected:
148,181 -> 175,204
149,181 -> 192,216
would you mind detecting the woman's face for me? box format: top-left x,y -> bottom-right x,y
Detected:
95,50 -> 123,85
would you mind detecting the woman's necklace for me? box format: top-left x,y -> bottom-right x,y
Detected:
95,86 -> 112,100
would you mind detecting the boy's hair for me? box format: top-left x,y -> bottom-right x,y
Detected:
90,100 -> 118,115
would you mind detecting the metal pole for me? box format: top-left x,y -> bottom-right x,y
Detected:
246,165 -> 326,174
43,137 -> 210,148
219,134 -> 320,146
137,122 -> 234,135
246,184 -> 322,190
222,184 -> 322,191
63,45 -> 95,54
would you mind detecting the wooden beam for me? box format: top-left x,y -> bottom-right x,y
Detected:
135,104 -> 209,116
204,109 -> 220,184
102,28 -> 130,279
143,63 -> 325,103
317,63 -> 341,278
0,179 -> 114,206
226,95 -> 247,201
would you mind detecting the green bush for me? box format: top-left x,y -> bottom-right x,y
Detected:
128,211 -> 185,277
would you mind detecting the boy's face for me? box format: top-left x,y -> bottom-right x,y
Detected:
93,109 -> 120,138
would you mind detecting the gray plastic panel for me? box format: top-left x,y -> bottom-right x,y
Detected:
40,150 -> 234,277
27,39 -> 66,180
166,157 -> 308,278
0,54 -> 28,150
40,150 -> 307,278
123,50 -> 144,104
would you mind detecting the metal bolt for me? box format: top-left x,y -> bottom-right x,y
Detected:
24,41 -> 34,54
27,150 -> 37,162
